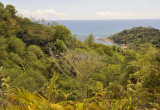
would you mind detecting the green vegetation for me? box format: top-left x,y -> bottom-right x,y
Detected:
0,2 -> 160,110
109,27 -> 160,48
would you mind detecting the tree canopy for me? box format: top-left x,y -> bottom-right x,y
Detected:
109,27 -> 160,48
0,2 -> 160,109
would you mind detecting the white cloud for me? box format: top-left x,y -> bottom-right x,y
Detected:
19,9 -> 68,20
95,11 -> 139,17
95,11 -> 159,19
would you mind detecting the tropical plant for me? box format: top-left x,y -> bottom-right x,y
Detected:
8,88 -> 64,110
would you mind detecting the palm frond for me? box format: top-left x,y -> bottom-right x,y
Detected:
48,72 -> 59,102
8,88 -> 64,110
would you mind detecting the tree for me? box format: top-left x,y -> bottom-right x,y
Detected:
5,5 -> 17,17
120,56 -> 138,87
49,48 -> 104,99
51,39 -> 67,56
0,3 -> 10,21
11,69 -> 47,92
0,36 -> 8,65
84,34 -> 94,47
27,45 -> 44,59
53,25 -> 72,45
0,2 -> 4,9
7,36 -> 26,56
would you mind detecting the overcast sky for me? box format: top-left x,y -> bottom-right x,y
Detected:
1,0 -> 160,20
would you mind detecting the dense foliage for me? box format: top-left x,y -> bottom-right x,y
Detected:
109,27 -> 160,48
0,2 -> 160,110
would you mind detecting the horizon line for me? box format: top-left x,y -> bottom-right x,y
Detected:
48,19 -> 160,21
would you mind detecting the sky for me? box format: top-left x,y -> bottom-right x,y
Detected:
1,0 -> 160,20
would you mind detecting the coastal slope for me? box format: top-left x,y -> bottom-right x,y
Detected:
109,27 -> 160,48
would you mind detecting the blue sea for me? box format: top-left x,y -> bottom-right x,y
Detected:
53,19 -> 160,45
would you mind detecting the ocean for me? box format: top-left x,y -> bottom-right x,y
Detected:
53,19 -> 160,45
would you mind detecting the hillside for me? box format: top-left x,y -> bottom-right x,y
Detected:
0,2 -> 160,109
109,27 -> 160,48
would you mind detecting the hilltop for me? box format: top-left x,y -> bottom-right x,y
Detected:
109,27 -> 160,48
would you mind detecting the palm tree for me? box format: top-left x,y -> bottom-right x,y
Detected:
120,56 -> 139,88
8,72 -> 64,110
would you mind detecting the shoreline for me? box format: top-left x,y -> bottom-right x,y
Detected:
99,38 -> 115,43
99,38 -> 129,48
